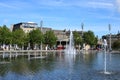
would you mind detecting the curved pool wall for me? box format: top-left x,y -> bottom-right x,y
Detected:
0,51 -> 120,80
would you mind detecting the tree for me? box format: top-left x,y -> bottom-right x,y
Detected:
0,25 -> 12,45
12,29 -> 27,48
73,31 -> 82,48
29,29 -> 44,49
112,40 -> 120,50
83,30 -> 97,47
44,30 -> 57,48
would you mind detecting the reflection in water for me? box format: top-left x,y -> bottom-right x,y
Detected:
64,53 -> 76,80
0,51 -> 120,80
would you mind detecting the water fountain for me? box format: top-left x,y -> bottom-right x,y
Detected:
64,31 -> 76,80
103,39 -> 111,74
1,38 -> 120,79
65,31 -> 76,54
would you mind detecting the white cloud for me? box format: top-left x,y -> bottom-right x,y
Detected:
0,2 -> 16,9
116,0 -> 120,12
0,0 -> 113,11
0,1 -> 33,10
87,2 -> 114,9
35,0 -> 65,7
34,0 -> 114,10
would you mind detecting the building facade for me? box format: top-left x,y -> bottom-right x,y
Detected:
12,22 -> 38,33
12,22 -> 84,49
38,27 -> 69,48
102,33 -> 120,48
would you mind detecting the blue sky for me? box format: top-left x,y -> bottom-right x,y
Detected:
0,0 -> 120,38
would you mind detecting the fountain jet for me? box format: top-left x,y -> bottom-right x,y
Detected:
65,31 -> 76,54
103,39 -> 111,74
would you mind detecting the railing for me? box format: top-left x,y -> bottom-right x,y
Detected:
0,50 -> 65,60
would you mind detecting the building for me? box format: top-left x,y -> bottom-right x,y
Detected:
54,29 -> 68,46
12,22 -> 38,33
39,27 -> 52,34
38,27 -> 69,48
102,33 -> 120,47
12,22 -> 84,49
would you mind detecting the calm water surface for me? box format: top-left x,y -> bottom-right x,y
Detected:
0,51 -> 120,80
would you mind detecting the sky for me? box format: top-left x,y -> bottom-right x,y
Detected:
0,0 -> 120,38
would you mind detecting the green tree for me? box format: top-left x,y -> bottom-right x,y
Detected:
29,29 -> 44,49
12,29 -> 27,48
112,40 -> 120,50
24,33 -> 30,48
0,25 -> 12,45
73,31 -> 82,47
83,30 -> 97,47
44,30 -> 57,48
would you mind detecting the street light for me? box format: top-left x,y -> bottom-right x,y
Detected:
81,23 -> 84,50
108,24 -> 111,51
40,20 -> 43,50
81,23 -> 84,37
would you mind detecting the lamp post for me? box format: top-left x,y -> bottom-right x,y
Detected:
81,23 -> 84,50
81,23 -> 84,37
40,20 -> 43,50
108,24 -> 112,51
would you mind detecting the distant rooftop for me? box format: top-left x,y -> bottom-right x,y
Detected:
14,22 -> 38,25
